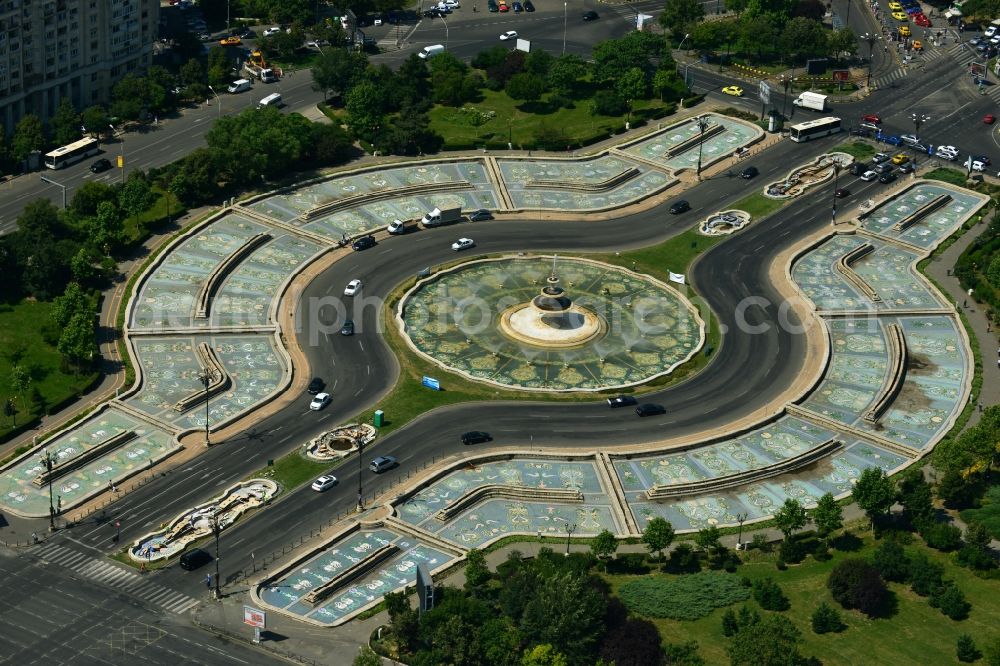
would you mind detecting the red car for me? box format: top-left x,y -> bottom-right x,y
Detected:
914,14 -> 931,26
985,114 -> 996,125
862,114 -> 881,124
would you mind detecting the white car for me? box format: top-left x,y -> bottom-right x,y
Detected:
309,392 -> 331,410
263,27 -> 281,37
344,279 -> 362,296
374,16 -> 383,25
452,238 -> 475,251
987,25 -> 998,37
388,219 -> 406,234
311,475 -> 338,492
500,30 -> 518,41
860,170 -> 879,182
967,159 -> 986,172
442,0 -> 460,7
937,145 -> 959,156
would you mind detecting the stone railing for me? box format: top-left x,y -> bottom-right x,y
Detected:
525,167 -> 640,192
32,430 -> 138,487
835,243 -> 881,303
303,181 -> 472,221
194,232 -> 273,319
892,194 -> 952,232
864,322 -> 908,423
645,439 -> 843,499
173,342 -> 231,412
666,123 -> 724,157
434,484 -> 583,522
302,543 -> 399,606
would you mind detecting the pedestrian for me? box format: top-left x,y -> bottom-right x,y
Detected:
139,562 -> 146,573
31,532 -> 38,544
205,574 -> 212,589
979,403 -> 984,412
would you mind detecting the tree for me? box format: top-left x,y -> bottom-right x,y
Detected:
521,644 -> 568,666
80,106 -> 109,139
653,68 -> 686,101
958,522 -> 996,571
118,174 -> 156,231
10,364 -> 32,415
931,582 -> 971,620
937,468 -> 981,509
12,199 -> 72,300
12,113 -> 46,163
592,90 -> 627,116
506,72 -> 547,102
70,181 -> 116,217
384,590 -> 420,655
345,80 -> 389,142
780,17 -> 828,62
206,109 -> 310,184
907,550 -> 944,596
811,493 -> 843,538
852,467 -> 895,531
71,246 -> 101,286
721,607 -> 739,636
180,58 -> 206,88
592,32 -> 666,85
696,525 -> 722,552
958,634 -> 981,663
773,498 -> 808,540
309,121 -> 357,164
921,521 -> 964,552
752,577 -> 790,611
870,538 -> 910,582
664,640 -> 705,666
599,617 -> 664,666
465,548 -> 490,590
591,529 -> 618,560
616,67 -> 649,105
897,468 -> 934,527
827,558 -> 887,617
642,516 -> 675,560
57,310 -> 96,370
520,571 -> 607,663
988,254 -> 1000,290
828,27 -> 858,62
735,14 -> 776,62
50,98 -> 82,146
659,0 -> 706,36
727,613 -> 807,666
111,73 -> 167,119
51,282 -> 91,330
352,645 -> 382,666
547,54 -> 586,96
311,48 -> 368,101
810,601 -> 845,634
89,201 -> 126,255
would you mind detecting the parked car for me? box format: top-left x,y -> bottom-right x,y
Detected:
311,475 -> 338,492
875,162 -> 893,174
307,377 -> 325,394
524,0 -> 535,10
607,395 -> 638,408
461,431 -> 492,445
635,403 -> 666,417
669,200 -> 690,214
898,162 -> 914,174
309,392 -> 331,410
872,152 -> 891,163
849,162 -> 867,176
512,1 -> 523,11
469,209 -> 493,221
352,235 -> 376,251
263,27 -> 282,37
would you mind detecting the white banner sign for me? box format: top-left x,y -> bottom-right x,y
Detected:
669,271 -> 686,285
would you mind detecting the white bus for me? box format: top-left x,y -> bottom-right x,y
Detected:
44,137 -> 100,169
788,117 -> 842,142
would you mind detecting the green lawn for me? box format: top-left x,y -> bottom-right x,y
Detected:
428,88 -> 675,150
834,142 -> 876,161
603,533 -> 1000,665
923,168 -> 969,187
0,301 -> 100,442
249,447 -> 332,491
961,484 -> 1000,540
731,192 -> 787,219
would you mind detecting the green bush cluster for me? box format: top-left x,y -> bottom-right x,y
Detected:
618,572 -> 750,620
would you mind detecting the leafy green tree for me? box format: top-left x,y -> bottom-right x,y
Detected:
592,32 -> 666,85
10,364 -> 32,414
908,550 -> 945,596
664,640 -> 705,666
828,27 -> 858,62
50,98 -> 82,146
958,634 -> 981,663
727,613 -> 807,666
476,617 -> 523,666
752,577 -> 789,611
80,106 -> 109,138
590,529 -> 618,560
180,58 -> 206,87
653,68 -> 687,101
921,521 -> 964,552
722,607 -> 739,636
811,493 -> 843,538
811,601 -> 845,634
311,48 -> 368,101
525,49 -> 554,77
520,571 -> 607,663
870,538 -> 910,582
393,55 -> 432,109
616,67 -> 649,113
932,582 -> 971,620
642,516 -> 675,560
774,498 -> 808,540
51,282 -> 91,329
547,54 -> 586,96
897,468 -> 934,527
57,310 -> 96,370
853,467 -> 895,532
696,524 -> 722,552
352,645 -> 381,666
988,255 -> 1000,289
937,468 -> 981,509
206,108 -> 310,183
111,74 -> 167,119
345,80 -> 389,142
521,644 -> 568,666
780,17 -> 828,62
70,181 -> 116,217
506,72 -> 546,102
464,548 -> 490,590
736,15 -> 776,61
958,522 -> 996,571
591,90 -> 626,116
12,113 -> 46,162
827,558 -> 887,617
174,148 -> 219,203
70,246 -> 101,286
118,175 -> 155,231
384,590 -> 420,655
473,45 -> 511,70
12,199 -> 71,300
659,0 -> 705,36
599,617 -> 664,666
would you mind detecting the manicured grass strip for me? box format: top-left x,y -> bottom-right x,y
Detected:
833,142 -> 876,161
250,447 -> 331,491
923,168 -> 969,187
731,192 -> 786,219
960,485 -> 1000,539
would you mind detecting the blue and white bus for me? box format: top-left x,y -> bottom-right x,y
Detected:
789,117 -> 842,142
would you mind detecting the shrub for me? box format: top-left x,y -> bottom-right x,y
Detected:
931,582 -> 971,621
722,607 -> 739,636
921,522 -> 964,552
666,543 -> 701,574
827,558 -> 887,617
958,634 -> 981,663
871,539 -> 910,583
811,601 -> 846,634
591,90 -> 626,116
909,551 -> 945,597
779,537 -> 807,564
750,533 -> 771,552
617,572 -> 751,620
752,577 -> 790,611
607,552 -> 649,575
599,617 -> 664,666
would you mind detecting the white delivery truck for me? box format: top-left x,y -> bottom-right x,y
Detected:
420,207 -> 463,227
387,219 -> 408,234
418,44 -> 446,59
792,91 -> 828,112
227,79 -> 252,94
258,92 -> 282,108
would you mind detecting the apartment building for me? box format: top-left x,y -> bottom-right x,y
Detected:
0,0 -> 159,136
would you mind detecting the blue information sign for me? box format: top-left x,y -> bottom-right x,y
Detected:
422,376 -> 441,391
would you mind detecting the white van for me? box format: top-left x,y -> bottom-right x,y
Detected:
227,79 -> 252,94
418,44 -> 446,59
258,92 -> 282,109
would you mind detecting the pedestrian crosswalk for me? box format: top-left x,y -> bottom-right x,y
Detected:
871,68 -> 909,89
30,542 -> 200,615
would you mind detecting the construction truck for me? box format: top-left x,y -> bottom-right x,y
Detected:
242,50 -> 280,83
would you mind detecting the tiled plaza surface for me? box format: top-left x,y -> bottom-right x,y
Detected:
619,113 -> 762,171
127,334 -> 286,430
860,182 -> 987,249
792,234 -> 944,311
259,529 -> 457,625
0,406 -> 177,517
399,257 -> 703,391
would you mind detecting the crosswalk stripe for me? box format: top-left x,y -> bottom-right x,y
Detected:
144,589 -> 177,603
170,599 -> 201,614
131,581 -> 161,595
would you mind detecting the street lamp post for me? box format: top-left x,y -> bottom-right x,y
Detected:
564,523 -> 576,556
562,2 -> 567,55
831,161 -> 841,225
910,112 -> 930,168
780,75 -> 791,120
208,85 -> 221,119
109,124 -> 125,184
198,369 -> 213,446
212,515 -> 222,599
695,115 -> 710,181
39,176 -> 67,209
736,512 -> 749,549
357,436 -> 365,512
40,450 -> 55,531
440,14 -> 449,49
863,32 -> 880,89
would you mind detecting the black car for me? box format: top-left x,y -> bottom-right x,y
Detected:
878,172 -> 897,184
875,162 -> 893,174
352,235 -> 376,251
582,10 -> 599,20
469,209 -> 493,221
235,28 -> 255,39
524,0 -> 535,10
423,8 -> 440,17
669,200 -> 690,214
898,162 -> 914,174
340,319 -> 355,336
740,166 -> 758,179
307,377 -> 325,394
635,403 -> 666,417
607,395 -> 638,408
974,154 -> 992,166
90,158 -> 112,173
849,162 -> 866,176
461,431 -> 492,445
179,548 -> 212,570
834,188 -> 850,198
488,0 -> 499,10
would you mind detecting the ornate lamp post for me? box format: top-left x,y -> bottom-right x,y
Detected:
910,112 -> 930,168
198,369 -> 214,447
564,523 -> 577,556
40,449 -> 56,531
863,33 -> 880,89
212,514 -> 222,599
695,115 -> 710,181
736,512 -> 749,549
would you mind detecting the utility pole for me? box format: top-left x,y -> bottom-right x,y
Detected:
199,369 -> 213,446
40,449 -> 55,531
695,115 -> 710,181
213,515 -> 222,599
357,437 -> 365,512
